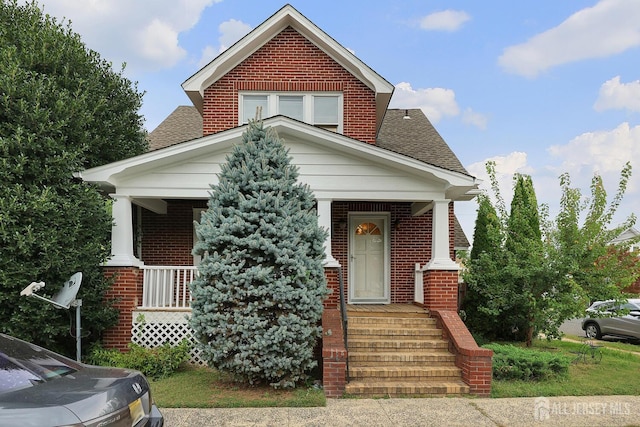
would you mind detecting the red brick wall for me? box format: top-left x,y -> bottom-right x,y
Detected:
424,270 -> 459,312
331,201 -> 434,304
202,26 -> 378,143
141,200 -> 207,266
102,267 -> 143,351
431,309 -> 493,396
322,309 -> 347,397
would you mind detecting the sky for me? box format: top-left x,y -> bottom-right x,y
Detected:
30,0 -> 640,244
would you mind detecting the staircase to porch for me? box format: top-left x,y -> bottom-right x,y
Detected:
345,304 -> 470,397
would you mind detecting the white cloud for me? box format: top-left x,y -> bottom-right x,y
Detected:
419,10 -> 470,32
462,108 -> 488,130
389,82 -> 459,123
218,19 -> 252,51
31,0 -> 221,72
594,76 -> 640,112
196,18 -> 252,67
548,122 -> 640,193
498,0 -> 640,78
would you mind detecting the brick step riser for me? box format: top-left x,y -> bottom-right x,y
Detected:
350,369 -> 462,377
345,389 -> 470,397
349,333 -> 443,340
348,342 -> 449,350
349,353 -> 456,366
348,318 -> 435,327
347,328 -> 442,337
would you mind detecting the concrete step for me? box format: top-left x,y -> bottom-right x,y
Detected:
345,380 -> 470,397
348,350 -> 455,366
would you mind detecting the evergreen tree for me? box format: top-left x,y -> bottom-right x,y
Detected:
190,120 -> 328,388
0,0 -> 146,355
463,194 -> 506,338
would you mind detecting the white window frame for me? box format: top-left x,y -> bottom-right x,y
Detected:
239,92 -> 343,132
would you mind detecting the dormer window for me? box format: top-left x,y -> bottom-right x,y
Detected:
240,92 -> 342,132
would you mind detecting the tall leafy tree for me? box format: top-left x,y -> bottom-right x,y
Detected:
0,0 -> 147,355
190,120 -> 328,389
547,162 -> 639,302
464,161 -> 639,345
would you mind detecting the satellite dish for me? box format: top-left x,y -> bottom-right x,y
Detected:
52,272 -> 82,309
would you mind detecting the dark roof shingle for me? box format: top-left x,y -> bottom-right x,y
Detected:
377,109 -> 469,175
147,106 -> 203,151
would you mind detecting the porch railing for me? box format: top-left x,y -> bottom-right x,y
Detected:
141,266 -> 198,309
414,263 -> 424,304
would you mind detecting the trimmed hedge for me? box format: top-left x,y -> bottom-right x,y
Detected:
484,343 -> 570,381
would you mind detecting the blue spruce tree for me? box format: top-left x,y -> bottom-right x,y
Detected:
190,120 -> 328,388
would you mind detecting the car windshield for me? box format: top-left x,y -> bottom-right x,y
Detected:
0,335 -> 78,394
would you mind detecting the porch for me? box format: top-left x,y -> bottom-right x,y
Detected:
127,265 -> 492,396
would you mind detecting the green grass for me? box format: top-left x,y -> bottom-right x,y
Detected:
150,338 -> 640,406
490,339 -> 640,398
150,365 -> 326,408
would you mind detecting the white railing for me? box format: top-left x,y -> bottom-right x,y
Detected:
414,263 -> 424,304
141,266 -> 198,309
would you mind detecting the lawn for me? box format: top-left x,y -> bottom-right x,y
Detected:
490,338 -> 640,398
150,338 -> 640,407
150,365 -> 326,408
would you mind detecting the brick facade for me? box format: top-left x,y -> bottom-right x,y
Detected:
202,27 -> 378,143
98,13 -> 487,397
431,309 -> 493,396
102,266 -> 143,351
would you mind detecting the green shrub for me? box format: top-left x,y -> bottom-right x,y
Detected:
484,343 -> 570,381
87,340 -> 191,379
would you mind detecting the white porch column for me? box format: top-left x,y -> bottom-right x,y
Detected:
107,194 -> 143,267
317,199 -> 340,267
425,199 -> 459,270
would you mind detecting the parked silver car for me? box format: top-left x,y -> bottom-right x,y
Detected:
0,333 -> 164,427
581,299 -> 640,341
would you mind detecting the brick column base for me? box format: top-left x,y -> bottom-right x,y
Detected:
423,269 -> 459,311
321,309 -> 347,398
102,266 -> 142,351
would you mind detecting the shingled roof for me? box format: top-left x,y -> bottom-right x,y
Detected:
377,109 -> 469,175
147,106 -> 203,151
148,106 -> 470,177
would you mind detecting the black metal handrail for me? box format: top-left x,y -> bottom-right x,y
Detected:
336,265 -> 349,379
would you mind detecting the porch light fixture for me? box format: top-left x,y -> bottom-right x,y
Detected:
336,220 -> 347,230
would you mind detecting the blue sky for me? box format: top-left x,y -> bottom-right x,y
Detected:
34,0 -> 640,242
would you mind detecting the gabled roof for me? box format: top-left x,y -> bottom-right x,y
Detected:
181,4 -> 394,130
148,106 -> 471,177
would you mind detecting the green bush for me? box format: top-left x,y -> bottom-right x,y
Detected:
87,340 -> 191,379
484,343 -> 570,381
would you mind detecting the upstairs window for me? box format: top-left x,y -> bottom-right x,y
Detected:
240,93 -> 342,132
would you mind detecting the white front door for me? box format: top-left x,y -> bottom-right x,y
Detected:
349,214 -> 390,303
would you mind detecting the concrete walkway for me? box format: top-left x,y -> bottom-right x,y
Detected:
161,395 -> 640,426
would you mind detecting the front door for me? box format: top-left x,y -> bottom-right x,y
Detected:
349,214 -> 390,303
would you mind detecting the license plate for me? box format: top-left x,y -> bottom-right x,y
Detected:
128,398 -> 144,425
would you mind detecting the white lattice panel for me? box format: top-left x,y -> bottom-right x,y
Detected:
131,311 -> 205,365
